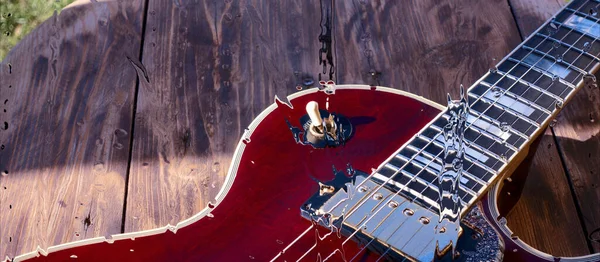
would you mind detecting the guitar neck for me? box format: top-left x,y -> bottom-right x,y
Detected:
372,0 -> 600,214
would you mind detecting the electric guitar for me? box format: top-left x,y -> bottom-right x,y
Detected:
11,0 -> 600,261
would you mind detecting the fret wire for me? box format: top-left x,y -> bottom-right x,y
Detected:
478,78 -> 553,125
338,1 -> 600,260
291,2 -> 598,260
507,57 -> 576,88
480,79 -> 552,115
495,16 -> 600,144
480,77 -> 555,130
384,162 -> 471,206
538,33 -> 600,62
404,145 -> 486,194
386,169 -> 475,211
565,7 -> 600,24
550,20 -> 600,54
467,92 -> 540,132
521,45 -> 589,75
352,0 -> 592,247
382,163 -> 446,208
417,131 -> 498,178
441,111 -> 524,150
401,146 -> 483,195
517,12 -> 600,137
463,108 -> 529,149
340,0 -> 592,248
493,68 -> 565,106
431,126 -> 507,168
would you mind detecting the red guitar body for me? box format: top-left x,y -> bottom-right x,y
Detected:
16,86 -> 599,261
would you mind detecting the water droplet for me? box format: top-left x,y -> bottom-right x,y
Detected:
583,42 -> 592,52
403,208 -> 415,216
295,85 -> 302,90
438,226 -> 447,233
498,217 -> 507,225
555,100 -> 563,109
113,143 -> 124,150
303,77 -> 314,86
492,87 -> 502,98
249,256 -> 255,260
556,54 -> 563,63
500,122 -> 510,132
93,162 -> 104,171
552,75 -> 559,82
547,23 -> 558,35
276,239 -> 284,245
584,73 -> 597,83
212,162 -> 221,172
206,213 -> 214,218
388,201 -> 399,208
553,40 -> 561,48
419,216 -> 430,225
1,170 -> 8,176
590,7 -> 598,17
114,129 -> 128,137
549,119 -> 558,127
500,154 -> 507,161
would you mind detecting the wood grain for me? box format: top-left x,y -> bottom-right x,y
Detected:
506,130 -> 589,256
334,0 -> 592,256
124,0 -> 324,232
0,1 -> 144,259
333,0 -> 521,103
510,0 -> 600,253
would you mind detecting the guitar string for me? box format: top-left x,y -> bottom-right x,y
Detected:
368,3 -> 600,220
348,17 -> 600,262
282,1 -> 592,260
270,1 -> 594,260
329,3 -> 600,260
341,4 -> 600,261
317,16 -> 594,262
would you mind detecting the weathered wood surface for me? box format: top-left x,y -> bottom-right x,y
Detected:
124,0 -> 324,232
506,130 -> 590,256
335,0 -> 594,256
0,0 -> 145,259
1,0 -> 599,260
509,0 -> 600,253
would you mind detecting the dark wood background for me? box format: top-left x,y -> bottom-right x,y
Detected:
0,0 -> 598,259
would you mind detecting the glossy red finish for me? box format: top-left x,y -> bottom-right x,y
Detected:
23,88 -> 442,261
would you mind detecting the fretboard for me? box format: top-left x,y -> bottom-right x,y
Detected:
372,0 -> 600,214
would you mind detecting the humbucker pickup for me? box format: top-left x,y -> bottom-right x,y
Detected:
301,171 -> 487,261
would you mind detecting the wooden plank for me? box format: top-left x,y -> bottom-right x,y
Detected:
125,0 -> 323,232
333,0 -> 521,102
0,0 -> 145,260
506,129 -> 589,256
333,0 -> 590,256
510,0 -> 600,253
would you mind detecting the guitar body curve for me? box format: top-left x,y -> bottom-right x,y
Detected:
21,86 -> 595,262
18,86 -> 445,261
